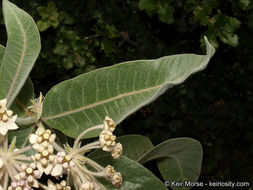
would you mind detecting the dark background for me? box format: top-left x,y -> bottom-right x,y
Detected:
0,0 -> 252,187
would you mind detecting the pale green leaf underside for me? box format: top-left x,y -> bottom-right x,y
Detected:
42,37 -> 215,138
0,0 -> 40,107
88,155 -> 168,190
0,44 -> 4,63
138,138 -> 203,190
0,45 -> 34,117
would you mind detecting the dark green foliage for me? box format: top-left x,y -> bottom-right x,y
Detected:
0,0 -> 252,185
139,0 -> 249,48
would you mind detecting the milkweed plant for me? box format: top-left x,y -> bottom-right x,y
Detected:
0,0 -> 215,190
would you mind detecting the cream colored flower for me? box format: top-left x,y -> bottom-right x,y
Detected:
30,124 -> 56,176
29,124 -> 56,152
18,163 -> 40,188
32,153 -> 55,176
104,165 -> 115,177
51,152 -> 75,177
112,172 -> 122,188
99,130 -> 116,152
0,99 -> 18,135
104,116 -> 116,132
111,143 -> 123,159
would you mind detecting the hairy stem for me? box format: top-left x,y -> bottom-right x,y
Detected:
16,116 -> 38,125
73,125 -> 103,150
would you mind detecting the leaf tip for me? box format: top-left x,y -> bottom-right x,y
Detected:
204,36 -> 215,57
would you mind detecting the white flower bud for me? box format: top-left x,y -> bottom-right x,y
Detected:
62,162 -> 69,169
41,158 -> 48,166
42,141 -> 48,148
51,164 -> 63,177
104,116 -> 116,132
30,162 -> 36,169
104,165 -> 115,177
6,110 -> 13,117
28,175 -> 34,182
33,153 -> 41,161
49,134 -> 56,143
36,126 -> 45,136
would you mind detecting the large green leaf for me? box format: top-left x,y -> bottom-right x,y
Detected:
89,135 -> 154,162
0,45 -> 34,117
42,37 -> 215,138
0,44 -> 4,63
138,138 -> 203,190
0,0 -> 40,107
88,155 -> 168,190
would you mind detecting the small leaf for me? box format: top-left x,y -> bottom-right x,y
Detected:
138,138 -> 203,190
101,39 -> 115,55
8,136 -> 16,152
8,125 -> 35,156
88,155 -> 168,190
42,37 -> 214,138
0,0 -> 40,107
37,20 -> 51,32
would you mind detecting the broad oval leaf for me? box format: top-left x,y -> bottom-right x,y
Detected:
89,135 -> 154,162
0,45 -> 34,117
88,155 -> 168,190
0,44 -> 4,63
138,138 -> 203,190
0,0 -> 40,107
42,37 -> 215,138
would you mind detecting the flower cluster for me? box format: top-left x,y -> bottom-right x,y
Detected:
0,98 -> 123,190
9,163 -> 41,189
99,116 -> 123,159
51,152 -> 75,177
29,123 -> 56,176
61,116 -> 123,190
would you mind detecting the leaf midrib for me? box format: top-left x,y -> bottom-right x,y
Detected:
6,4 -> 27,102
42,85 -> 161,121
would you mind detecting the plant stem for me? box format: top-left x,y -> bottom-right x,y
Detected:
16,116 -> 38,125
73,125 -> 103,149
